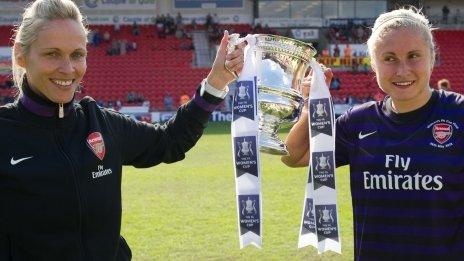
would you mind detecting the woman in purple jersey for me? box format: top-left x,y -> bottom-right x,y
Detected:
283,7 -> 464,260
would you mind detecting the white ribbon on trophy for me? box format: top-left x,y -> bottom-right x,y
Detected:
298,59 -> 341,254
231,35 -> 263,248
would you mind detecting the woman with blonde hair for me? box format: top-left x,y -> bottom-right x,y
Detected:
0,0 -> 244,259
283,7 -> 464,260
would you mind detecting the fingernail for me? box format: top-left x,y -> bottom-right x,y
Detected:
224,29 -> 229,35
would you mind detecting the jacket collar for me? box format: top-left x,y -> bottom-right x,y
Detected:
19,78 -> 75,118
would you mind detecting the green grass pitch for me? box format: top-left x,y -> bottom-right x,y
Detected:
121,122 -> 353,260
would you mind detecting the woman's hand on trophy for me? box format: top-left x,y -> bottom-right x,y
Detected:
207,30 -> 246,91
301,66 -> 334,99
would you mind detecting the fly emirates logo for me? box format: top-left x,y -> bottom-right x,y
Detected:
363,154 -> 443,191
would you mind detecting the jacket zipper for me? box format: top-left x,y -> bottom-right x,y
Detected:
59,103 -> 64,118
54,127 -> 88,260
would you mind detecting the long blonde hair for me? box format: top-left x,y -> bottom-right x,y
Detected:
12,0 -> 88,93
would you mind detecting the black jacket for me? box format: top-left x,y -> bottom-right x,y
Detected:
0,83 -> 222,260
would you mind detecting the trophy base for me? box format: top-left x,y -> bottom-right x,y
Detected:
259,135 -> 288,156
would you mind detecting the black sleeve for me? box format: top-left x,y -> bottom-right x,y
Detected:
335,110 -> 353,167
104,86 -> 222,168
0,232 -> 10,260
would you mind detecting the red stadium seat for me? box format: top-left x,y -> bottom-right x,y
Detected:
1,25 -> 463,107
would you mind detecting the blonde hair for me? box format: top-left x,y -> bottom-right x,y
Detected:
367,7 -> 436,67
12,0 -> 88,91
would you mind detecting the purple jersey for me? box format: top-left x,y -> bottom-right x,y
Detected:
336,90 -> 464,260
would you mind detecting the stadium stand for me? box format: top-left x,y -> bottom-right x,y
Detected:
0,24 -> 463,108
431,30 -> 464,93
83,23 -> 251,109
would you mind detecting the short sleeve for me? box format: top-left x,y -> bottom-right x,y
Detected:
335,112 -> 353,167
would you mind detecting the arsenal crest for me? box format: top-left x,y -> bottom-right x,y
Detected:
432,123 -> 453,144
87,132 -> 105,161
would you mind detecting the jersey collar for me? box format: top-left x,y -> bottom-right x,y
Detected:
19,78 -> 75,118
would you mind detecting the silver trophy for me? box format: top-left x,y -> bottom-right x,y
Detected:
228,34 -> 316,155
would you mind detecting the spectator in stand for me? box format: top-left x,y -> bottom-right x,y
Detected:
191,18 -> 197,30
96,99 -> 104,107
156,15 -> 165,38
153,14 -> 160,31
127,41 -> 137,52
103,30 -> 111,42
356,25 -> 365,43
344,43 -> 352,66
330,76 -> 341,90
107,39 -> 120,55
351,58 -> 359,73
142,100 -> 150,108
115,99 -> 122,109
126,91 -> 136,103
333,44 -> 340,57
437,78 -> 451,91
205,13 -> 212,28
92,29 -> 102,46
321,47 -> 330,65
87,29 -> 95,45
120,39 -> 127,55
175,27 -> 184,39
263,24 -> 271,34
136,92 -> 145,103
347,95 -> 358,105
360,56 -> 370,73
163,92 -> 174,111
442,5 -> 450,24
212,13 -> 219,26
114,17 -> 120,32
167,13 -> 176,34
132,21 -> 139,36
454,9 -> 461,24
321,47 -> 329,57
175,12 -> 183,28
253,23 -> 262,34
179,94 -> 190,106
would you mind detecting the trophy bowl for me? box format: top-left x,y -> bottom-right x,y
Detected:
231,34 -> 316,155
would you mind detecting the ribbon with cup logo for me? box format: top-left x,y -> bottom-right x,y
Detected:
298,59 -> 341,254
231,35 -> 262,248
